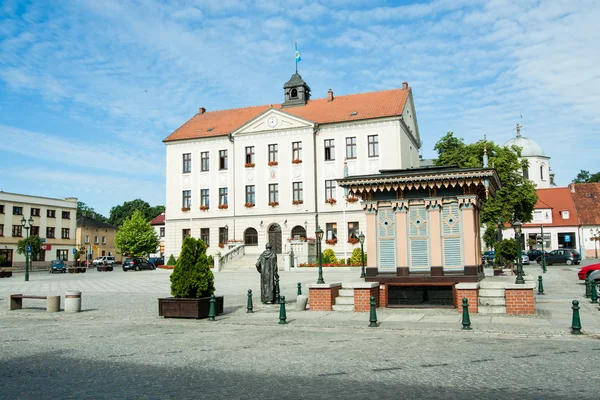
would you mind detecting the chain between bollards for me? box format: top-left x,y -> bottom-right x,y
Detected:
571,300 -> 582,334
461,298 -> 472,330
208,294 -> 216,321
275,276 -> 281,304
537,275 -> 545,295
585,277 -> 591,298
279,295 -> 287,324
368,296 -> 378,327
591,281 -> 598,304
297,282 -> 302,296
247,289 -> 254,313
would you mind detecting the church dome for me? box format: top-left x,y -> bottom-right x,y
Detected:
504,136 -> 545,157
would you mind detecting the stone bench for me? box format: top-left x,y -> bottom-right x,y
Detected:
9,294 -> 60,312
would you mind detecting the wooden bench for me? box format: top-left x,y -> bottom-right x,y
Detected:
10,294 -> 60,312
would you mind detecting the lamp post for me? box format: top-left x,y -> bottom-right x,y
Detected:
21,216 -> 34,282
358,231 -> 366,279
513,219 -> 524,284
315,226 -> 324,284
591,228 -> 600,259
540,225 -> 547,273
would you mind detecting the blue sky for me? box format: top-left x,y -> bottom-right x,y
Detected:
1,0 -> 598,217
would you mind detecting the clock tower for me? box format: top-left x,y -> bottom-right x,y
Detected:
283,73 -> 310,108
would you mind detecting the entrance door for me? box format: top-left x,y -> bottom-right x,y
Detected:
268,224 -> 282,254
0,249 -> 13,268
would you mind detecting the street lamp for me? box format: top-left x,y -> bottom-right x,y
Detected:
21,216 -> 34,282
513,219 -> 524,284
591,228 -> 600,259
315,225 -> 324,284
358,231 -> 366,279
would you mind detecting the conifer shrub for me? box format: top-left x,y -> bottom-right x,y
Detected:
349,248 -> 367,265
321,248 -> 338,264
170,237 -> 215,298
166,254 -> 176,266
207,255 -> 214,267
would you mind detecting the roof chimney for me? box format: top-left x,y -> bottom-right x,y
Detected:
569,183 -> 575,193
327,89 -> 334,102
402,82 -> 409,90
198,107 -> 206,114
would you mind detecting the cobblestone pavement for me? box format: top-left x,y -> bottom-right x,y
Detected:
1,261 -> 600,398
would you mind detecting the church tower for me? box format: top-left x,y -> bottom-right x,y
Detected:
504,124 -> 554,188
283,73 -> 311,108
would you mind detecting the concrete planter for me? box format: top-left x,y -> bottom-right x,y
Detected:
158,296 -> 224,319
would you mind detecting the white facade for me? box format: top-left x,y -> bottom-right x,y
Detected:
164,93 -> 420,259
0,191 -> 78,267
504,130 -> 553,189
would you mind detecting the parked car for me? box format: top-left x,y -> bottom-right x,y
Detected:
92,256 -> 116,266
519,251 -> 529,265
49,259 -> 66,274
122,257 -> 155,271
527,249 -> 546,260
482,250 -> 496,265
577,263 -> 600,280
589,270 -> 600,285
148,257 -> 164,267
536,249 -> 581,265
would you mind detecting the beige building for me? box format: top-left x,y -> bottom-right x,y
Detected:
76,216 -> 121,263
0,191 -> 77,269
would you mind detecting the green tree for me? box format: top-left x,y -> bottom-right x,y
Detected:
114,210 -> 160,256
322,248 -> 338,264
434,132 -> 538,225
349,247 -> 367,265
16,235 -> 42,260
167,254 -> 176,266
572,169 -> 600,183
109,199 -> 165,226
495,238 -> 517,267
170,236 -> 215,298
77,201 -> 108,222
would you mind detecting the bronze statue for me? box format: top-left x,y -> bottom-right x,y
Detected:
256,243 -> 278,304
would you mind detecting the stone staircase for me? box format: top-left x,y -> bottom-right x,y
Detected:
332,287 -> 354,311
478,281 -> 506,314
221,254 -> 257,271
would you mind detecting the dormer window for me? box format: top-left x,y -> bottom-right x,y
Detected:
561,210 -> 569,219
291,88 -> 298,99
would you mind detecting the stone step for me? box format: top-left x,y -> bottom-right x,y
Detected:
335,296 -> 354,305
479,289 -> 505,298
339,289 -> 354,297
479,297 -> 506,306
332,304 -> 354,312
479,282 -> 509,289
478,305 -> 507,314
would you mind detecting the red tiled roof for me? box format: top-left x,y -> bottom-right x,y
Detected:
523,187 -> 579,227
150,213 -> 165,225
163,88 -> 411,142
569,183 -> 600,225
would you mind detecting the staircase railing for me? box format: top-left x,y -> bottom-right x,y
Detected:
214,243 -> 246,272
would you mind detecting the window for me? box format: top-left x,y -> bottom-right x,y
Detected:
292,141 -> 302,161
46,227 -> 55,238
561,211 -> 570,219
31,226 -> 40,236
348,222 -> 359,239
325,180 -> 336,200
368,135 -> 379,157
346,137 -> 357,159
62,211 -> 70,219
12,225 -> 23,237
182,229 -> 191,240
269,184 -> 279,203
201,228 -> 210,247
85,235 -> 89,244
245,185 -> 255,205
0,224 -> 3,236
219,227 -> 228,245
326,223 -> 337,241
523,167 -> 529,179
183,153 -> 192,173
160,227 -> 165,237
293,182 -> 303,202
540,165 -> 545,180
61,228 -> 70,239
56,250 -> 68,261
201,189 -> 210,208
13,206 -> 23,215
94,236 -> 98,244
219,188 -> 228,206
201,152 -> 209,171
102,236 -> 106,244
32,251 -> 45,262
0,205 -> 4,213
31,208 -> 40,217
47,209 -> 56,218
268,144 -> 278,163
244,228 -> 258,246
324,139 -> 335,161
182,190 -> 192,209
245,146 -> 255,164
219,150 -> 228,170
291,88 -> 298,98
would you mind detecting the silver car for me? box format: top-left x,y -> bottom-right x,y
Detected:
518,252 -> 529,265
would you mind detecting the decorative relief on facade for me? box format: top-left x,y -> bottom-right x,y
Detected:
368,160 -> 379,174
269,168 -> 277,180
325,166 -> 336,178
182,176 -> 190,186
292,166 -> 302,178
199,174 -> 208,186
246,171 -> 254,182
219,173 -> 228,186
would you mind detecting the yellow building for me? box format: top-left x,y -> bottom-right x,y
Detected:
76,216 -> 122,263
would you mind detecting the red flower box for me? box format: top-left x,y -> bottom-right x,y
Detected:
268,201 -> 279,207
245,163 -> 255,168
218,204 -> 229,210
292,200 -> 304,205
268,161 -> 279,167
199,205 -> 209,211
291,159 -> 302,164
245,203 -> 255,208
325,198 -> 337,205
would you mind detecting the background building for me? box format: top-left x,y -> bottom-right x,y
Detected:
76,216 -> 121,263
504,124 -> 555,189
0,191 -> 77,269
150,212 -> 165,258
569,183 -> 600,259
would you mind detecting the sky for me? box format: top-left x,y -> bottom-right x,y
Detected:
1,0 -> 599,217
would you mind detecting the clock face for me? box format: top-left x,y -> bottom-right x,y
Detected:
267,116 -> 278,128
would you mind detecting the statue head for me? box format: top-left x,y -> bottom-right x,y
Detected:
265,243 -> 272,250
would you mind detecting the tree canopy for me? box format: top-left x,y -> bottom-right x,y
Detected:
109,199 -> 165,227
434,132 -> 538,248
114,210 -> 160,256
77,201 -> 108,222
572,169 -> 600,183
16,235 -> 42,260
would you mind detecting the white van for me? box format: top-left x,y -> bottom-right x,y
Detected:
92,256 -> 116,266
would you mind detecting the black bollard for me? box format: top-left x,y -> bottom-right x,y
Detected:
208,294 -> 216,321
297,282 -> 302,296
368,296 -> 378,327
461,298 -> 472,330
275,276 -> 281,304
591,281 -> 598,304
585,277 -> 591,298
247,289 -> 254,313
279,295 -> 287,324
537,276 -> 545,295
571,300 -> 582,334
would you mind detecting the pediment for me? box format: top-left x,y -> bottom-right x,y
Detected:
232,109 -> 314,136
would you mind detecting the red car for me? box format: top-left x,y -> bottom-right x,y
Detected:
578,263 -> 600,280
